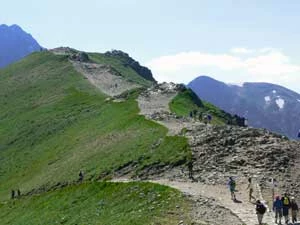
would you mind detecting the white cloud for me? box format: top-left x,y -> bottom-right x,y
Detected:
147,52 -> 242,72
146,48 -> 300,92
244,51 -> 300,76
230,47 -> 255,54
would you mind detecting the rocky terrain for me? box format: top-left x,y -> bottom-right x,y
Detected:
104,50 -> 156,83
118,80 -> 300,224
137,82 -> 199,135
51,47 -> 142,96
72,62 -> 141,97
49,52 -> 300,224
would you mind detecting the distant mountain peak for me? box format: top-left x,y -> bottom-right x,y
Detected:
188,75 -> 300,138
0,24 -> 41,68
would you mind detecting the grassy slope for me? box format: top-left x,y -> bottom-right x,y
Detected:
0,182 -> 191,225
169,88 -> 237,125
88,53 -> 153,87
0,52 -> 190,202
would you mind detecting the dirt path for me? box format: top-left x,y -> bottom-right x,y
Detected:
72,61 -> 140,97
50,48 -> 141,97
137,85 -> 177,116
137,83 -> 202,135
114,178 -> 276,225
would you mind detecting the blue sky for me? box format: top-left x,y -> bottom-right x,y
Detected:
2,0 -> 300,92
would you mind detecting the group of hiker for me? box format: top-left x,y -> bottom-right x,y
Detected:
228,177 -> 299,225
189,110 -> 212,124
11,189 -> 21,199
10,171 -> 84,199
273,194 -> 299,225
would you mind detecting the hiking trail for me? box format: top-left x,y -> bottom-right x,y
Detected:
51,47 -> 141,97
72,61 -> 141,96
137,82 -> 201,135
113,178 -> 276,225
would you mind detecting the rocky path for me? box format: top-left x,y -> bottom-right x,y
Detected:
72,61 -> 140,96
137,83 -> 178,116
137,83 -> 201,135
114,178 -> 276,225
51,47 -> 141,97
155,179 -> 276,225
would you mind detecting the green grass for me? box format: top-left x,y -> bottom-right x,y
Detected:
0,182 -> 191,225
169,88 -> 239,125
0,52 -> 190,201
88,53 -> 153,87
169,88 -> 203,116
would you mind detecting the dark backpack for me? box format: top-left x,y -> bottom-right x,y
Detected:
257,203 -> 266,214
229,180 -> 236,188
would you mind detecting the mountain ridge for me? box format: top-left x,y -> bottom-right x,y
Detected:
0,24 -> 42,68
1,49 -> 300,225
188,75 -> 300,138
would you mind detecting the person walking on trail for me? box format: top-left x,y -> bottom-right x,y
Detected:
246,177 -> 256,202
228,177 -> 236,200
290,197 -> 299,224
78,170 -> 84,182
187,160 -> 193,180
273,195 -> 283,224
255,200 -> 267,225
11,190 -> 15,199
207,114 -> 212,123
17,189 -> 21,198
281,193 -> 291,224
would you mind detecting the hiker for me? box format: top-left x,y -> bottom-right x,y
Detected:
187,160 -> 193,180
17,189 -> 21,198
78,170 -> 84,182
246,177 -> 255,202
244,118 -> 248,127
193,109 -> 198,118
255,200 -> 267,225
281,193 -> 290,224
228,177 -> 236,200
11,189 -> 15,199
207,114 -> 212,123
273,195 -> 283,224
290,197 -> 298,224
203,115 -> 208,124
198,112 -> 203,121
298,129 -> 300,138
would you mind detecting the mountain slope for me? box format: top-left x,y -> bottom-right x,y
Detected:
0,51 -> 189,202
188,75 -> 300,138
0,24 -> 41,68
3,51 -> 300,224
169,87 -> 244,125
0,182 -> 191,225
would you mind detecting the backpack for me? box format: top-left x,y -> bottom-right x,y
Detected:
257,204 -> 266,214
283,197 -> 289,206
229,180 -> 236,188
